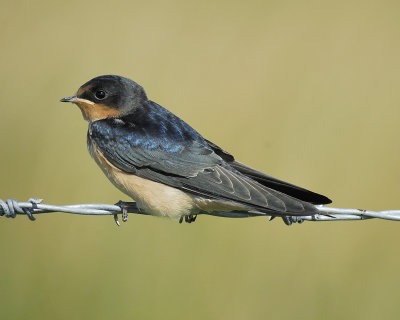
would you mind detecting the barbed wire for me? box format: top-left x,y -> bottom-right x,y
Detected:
1,197 -> 399,226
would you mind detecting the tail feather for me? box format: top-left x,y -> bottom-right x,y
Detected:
205,139 -> 331,205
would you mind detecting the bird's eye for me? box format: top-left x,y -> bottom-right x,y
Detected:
95,90 -> 107,100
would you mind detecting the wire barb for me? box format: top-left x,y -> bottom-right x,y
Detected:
0,198 -> 38,221
1,198 -> 400,225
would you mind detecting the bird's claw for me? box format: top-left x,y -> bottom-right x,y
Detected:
268,215 -> 304,226
114,200 -> 136,226
282,216 -> 292,226
281,215 -> 304,226
179,214 -> 197,224
113,213 -> 121,226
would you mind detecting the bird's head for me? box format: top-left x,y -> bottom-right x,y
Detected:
60,75 -> 148,121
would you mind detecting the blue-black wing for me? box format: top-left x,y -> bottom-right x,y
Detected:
205,140 -> 331,205
88,101 -> 319,215
88,102 -> 222,177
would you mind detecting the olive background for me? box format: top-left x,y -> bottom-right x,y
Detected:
1,0 -> 400,319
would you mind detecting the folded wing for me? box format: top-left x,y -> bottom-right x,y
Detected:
89,107 -> 321,215
205,139 -> 331,205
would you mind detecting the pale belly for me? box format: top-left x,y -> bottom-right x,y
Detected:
89,144 -> 250,219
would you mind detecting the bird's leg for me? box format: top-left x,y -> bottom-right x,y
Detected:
183,214 -> 197,224
281,216 -> 292,226
179,214 -> 198,224
115,200 -> 139,223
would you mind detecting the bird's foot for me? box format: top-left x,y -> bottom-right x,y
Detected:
114,201 -> 138,226
282,215 -> 304,226
269,215 -> 304,226
179,214 -> 197,224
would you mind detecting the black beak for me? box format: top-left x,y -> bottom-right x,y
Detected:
60,96 -> 77,102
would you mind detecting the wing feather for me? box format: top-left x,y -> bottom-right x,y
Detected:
205,139 -> 331,205
88,109 -> 319,215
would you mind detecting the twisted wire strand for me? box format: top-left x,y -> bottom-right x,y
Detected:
1,198 -> 400,226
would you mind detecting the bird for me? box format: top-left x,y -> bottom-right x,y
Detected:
60,75 -> 331,224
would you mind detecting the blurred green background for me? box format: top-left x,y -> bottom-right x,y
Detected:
1,0 -> 400,319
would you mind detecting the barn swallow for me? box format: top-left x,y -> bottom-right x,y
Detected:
61,75 -> 331,224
